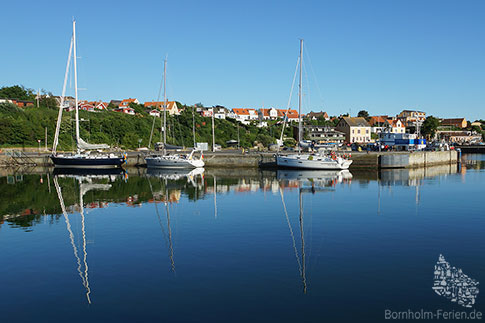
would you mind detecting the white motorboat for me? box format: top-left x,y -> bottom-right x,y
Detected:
146,150 -> 204,168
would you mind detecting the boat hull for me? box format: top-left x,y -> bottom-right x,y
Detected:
276,155 -> 352,170
51,155 -> 125,169
145,156 -> 204,169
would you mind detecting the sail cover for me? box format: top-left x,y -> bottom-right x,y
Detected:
78,138 -> 110,150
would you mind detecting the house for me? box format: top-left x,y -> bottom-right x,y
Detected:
114,107 -> 135,115
384,119 -> 405,134
306,111 -> 329,121
214,106 -> 228,119
441,118 -> 467,129
232,108 -> 258,123
471,121 -> 482,128
200,107 -> 213,117
369,116 -> 389,133
119,98 -> 140,109
78,101 -> 95,112
259,108 -> 279,120
397,110 -> 426,127
368,116 -> 388,127
304,126 -> 346,144
278,109 -> 299,122
144,101 -> 180,115
94,101 -> 108,110
10,99 -> 34,108
109,99 -> 122,107
335,117 -> 371,143
148,109 -> 160,117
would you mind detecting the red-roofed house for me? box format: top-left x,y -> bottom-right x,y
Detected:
384,119 -> 405,133
233,108 -> 258,123
277,109 -> 299,122
368,116 -> 388,127
114,107 -> 135,115
148,109 -> 160,117
144,101 -> 180,115
259,108 -> 279,120
78,101 -> 95,112
306,111 -> 329,121
120,98 -> 139,109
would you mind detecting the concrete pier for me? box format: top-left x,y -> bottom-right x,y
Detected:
0,150 -> 458,169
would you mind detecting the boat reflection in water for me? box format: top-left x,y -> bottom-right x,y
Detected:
276,169 -> 353,294
53,170 -> 127,304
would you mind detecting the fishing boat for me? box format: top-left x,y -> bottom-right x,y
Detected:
145,58 -> 204,169
276,40 -> 352,170
51,20 -> 126,169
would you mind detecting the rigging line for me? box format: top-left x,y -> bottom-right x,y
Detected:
147,178 -> 169,248
304,44 -> 326,108
279,186 -> 303,277
53,177 -> 87,294
277,56 -> 300,153
303,57 -> 312,115
165,196 -> 176,273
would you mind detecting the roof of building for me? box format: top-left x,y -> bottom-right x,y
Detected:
441,118 -> 466,124
306,111 -> 328,118
120,98 -> 138,106
233,108 -> 257,115
340,117 -> 370,127
386,119 -> 403,127
369,116 -> 388,125
401,109 -> 425,114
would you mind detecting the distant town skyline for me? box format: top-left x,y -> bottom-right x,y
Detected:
1,0 -> 484,120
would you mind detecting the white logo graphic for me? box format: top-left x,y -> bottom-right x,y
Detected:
433,254 -> 479,308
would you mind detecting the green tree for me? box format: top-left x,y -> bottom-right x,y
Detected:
421,116 -> 440,138
357,110 -> 369,119
0,85 -> 35,100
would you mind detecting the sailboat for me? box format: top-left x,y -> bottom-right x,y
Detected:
51,20 -> 126,169
276,40 -> 352,170
145,58 -> 204,169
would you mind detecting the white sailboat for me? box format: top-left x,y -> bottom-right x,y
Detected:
51,20 -> 126,169
145,58 -> 204,169
276,40 -> 352,170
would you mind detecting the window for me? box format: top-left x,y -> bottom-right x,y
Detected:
366,129 -> 369,134
358,129 -> 361,134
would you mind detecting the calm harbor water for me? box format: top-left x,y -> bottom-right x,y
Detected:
0,154 -> 484,322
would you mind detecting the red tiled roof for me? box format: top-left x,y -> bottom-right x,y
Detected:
233,108 -> 256,115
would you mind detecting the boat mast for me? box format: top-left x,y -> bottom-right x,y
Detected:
298,39 -> 303,155
212,107 -> 216,152
73,20 -> 80,154
52,35 -> 74,153
163,58 -> 167,150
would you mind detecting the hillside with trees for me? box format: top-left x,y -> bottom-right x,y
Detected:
0,85 -> 295,150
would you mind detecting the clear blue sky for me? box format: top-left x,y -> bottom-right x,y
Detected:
1,0 -> 484,120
